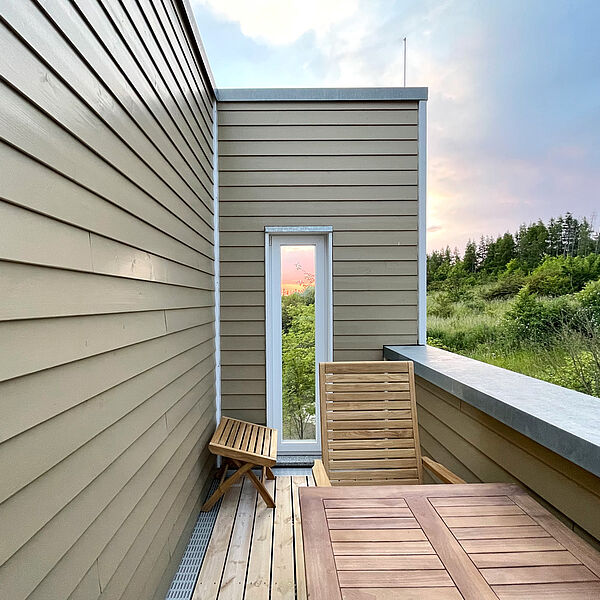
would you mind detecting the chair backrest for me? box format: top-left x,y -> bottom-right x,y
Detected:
319,361 -> 423,485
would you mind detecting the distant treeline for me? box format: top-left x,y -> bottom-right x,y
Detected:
428,213 -> 600,295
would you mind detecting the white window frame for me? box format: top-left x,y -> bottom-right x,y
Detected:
265,226 -> 333,455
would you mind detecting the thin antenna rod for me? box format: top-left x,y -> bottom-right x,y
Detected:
403,37 -> 407,86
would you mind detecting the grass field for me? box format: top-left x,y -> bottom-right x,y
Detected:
427,286 -> 600,397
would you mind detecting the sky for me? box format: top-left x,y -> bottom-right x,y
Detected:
281,246 -> 315,295
191,0 -> 600,252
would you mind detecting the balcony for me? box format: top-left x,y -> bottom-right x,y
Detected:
166,348 -> 600,599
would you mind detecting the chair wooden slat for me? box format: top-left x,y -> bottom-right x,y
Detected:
256,427 -> 265,457
241,421 -> 252,452
248,424 -> 258,454
213,418 -> 227,444
233,420 -> 246,449
326,362 -> 409,374
325,373 -> 409,383
269,428 -> 278,460
319,361 -> 424,486
327,401 -> 412,410
220,418 -> 236,446
325,382 -> 411,392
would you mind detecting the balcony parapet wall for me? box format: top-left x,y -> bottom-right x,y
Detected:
385,345 -> 600,545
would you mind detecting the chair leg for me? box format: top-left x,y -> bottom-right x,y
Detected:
265,466 -> 276,480
201,462 -> 253,512
245,468 -> 276,508
214,458 -> 229,482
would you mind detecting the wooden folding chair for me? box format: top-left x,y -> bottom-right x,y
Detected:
313,361 -> 465,486
201,417 -> 278,511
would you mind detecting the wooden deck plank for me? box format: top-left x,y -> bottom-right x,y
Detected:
193,482 -> 243,600
292,476 -> 308,600
245,478 -> 276,600
218,478 -> 258,600
196,473 -> 313,600
271,476 -> 295,599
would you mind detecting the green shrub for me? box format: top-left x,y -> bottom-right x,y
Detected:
428,292 -> 455,318
526,255 -> 600,296
504,288 -> 574,343
482,273 -> 525,300
576,279 -> 600,322
504,288 -> 548,342
526,257 -> 571,296
546,351 -> 600,396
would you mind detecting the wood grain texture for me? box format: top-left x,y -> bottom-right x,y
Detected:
415,374 -> 600,543
320,361 -> 424,486
299,483 -> 600,600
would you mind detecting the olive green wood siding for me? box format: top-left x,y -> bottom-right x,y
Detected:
0,2 -> 216,599
415,376 -> 600,548
218,100 -> 420,423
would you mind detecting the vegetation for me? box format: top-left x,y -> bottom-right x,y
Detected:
427,214 -> 600,397
281,287 -> 316,439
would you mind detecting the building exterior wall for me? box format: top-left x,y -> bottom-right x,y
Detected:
416,376 -> 600,547
0,2 -> 216,599
218,100 -> 421,423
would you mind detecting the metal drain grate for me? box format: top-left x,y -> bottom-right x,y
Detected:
165,480 -> 220,599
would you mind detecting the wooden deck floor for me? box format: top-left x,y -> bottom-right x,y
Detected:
193,472 -> 314,600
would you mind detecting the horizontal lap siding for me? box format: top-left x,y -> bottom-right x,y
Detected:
218,100 -> 419,422
0,2 -> 216,600
415,377 -> 600,547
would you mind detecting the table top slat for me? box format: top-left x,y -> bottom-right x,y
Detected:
300,483 -> 600,600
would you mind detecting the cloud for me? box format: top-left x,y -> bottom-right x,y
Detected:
192,0 -> 600,253
193,0 -> 359,46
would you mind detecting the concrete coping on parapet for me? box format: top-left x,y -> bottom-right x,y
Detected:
216,87 -> 428,102
384,344 -> 600,478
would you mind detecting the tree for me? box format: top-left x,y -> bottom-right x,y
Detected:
281,289 -> 316,440
463,240 -> 477,273
493,232 -> 516,271
516,221 -> 548,271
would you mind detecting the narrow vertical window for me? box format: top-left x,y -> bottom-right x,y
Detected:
280,245 -> 317,441
266,232 -> 331,455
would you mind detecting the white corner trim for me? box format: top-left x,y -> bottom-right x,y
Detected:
327,231 -> 333,361
212,102 -> 221,424
264,231 -> 272,428
417,100 -> 427,345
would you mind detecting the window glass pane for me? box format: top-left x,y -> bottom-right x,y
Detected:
280,245 -> 316,441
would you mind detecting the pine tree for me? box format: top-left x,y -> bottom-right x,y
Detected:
463,240 -> 477,273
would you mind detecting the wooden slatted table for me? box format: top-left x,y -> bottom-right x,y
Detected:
300,483 -> 600,599
201,417 -> 278,511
